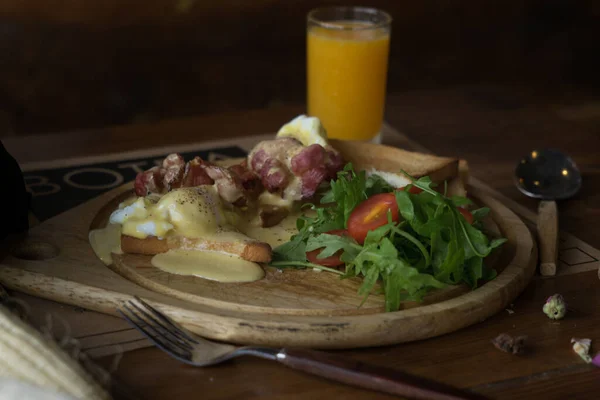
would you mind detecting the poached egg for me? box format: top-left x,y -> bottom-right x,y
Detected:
109,187 -> 232,239
276,115 -> 329,147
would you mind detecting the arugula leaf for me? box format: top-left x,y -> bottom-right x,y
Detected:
471,207 -> 490,221
271,233 -> 308,262
382,256 -> 446,311
396,190 -> 445,237
359,267 -> 380,301
389,224 -> 431,267
450,196 -> 473,207
364,222 -> 394,246
406,174 -> 438,193
365,174 -> 395,194
463,256 -> 483,288
490,238 -> 508,249
433,233 -> 465,283
460,221 -> 489,258
319,164 -> 368,227
306,233 -> 356,258
395,190 -> 415,220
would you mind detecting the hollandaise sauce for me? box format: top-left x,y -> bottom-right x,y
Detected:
151,250 -> 264,282
109,187 -> 227,240
88,223 -> 123,265
238,213 -> 299,249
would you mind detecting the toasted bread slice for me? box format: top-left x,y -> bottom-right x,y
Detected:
329,140 -> 470,198
446,176 -> 467,198
445,159 -> 470,198
121,235 -> 272,263
458,159 -> 469,186
329,140 -> 458,184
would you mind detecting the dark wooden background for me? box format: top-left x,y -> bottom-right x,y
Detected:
0,0 -> 598,136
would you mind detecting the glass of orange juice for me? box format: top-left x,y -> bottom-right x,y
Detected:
307,7 -> 391,143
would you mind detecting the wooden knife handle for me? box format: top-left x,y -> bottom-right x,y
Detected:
537,200 -> 559,276
276,348 -> 489,400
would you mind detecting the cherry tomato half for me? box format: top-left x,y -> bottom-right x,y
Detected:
306,229 -> 348,267
397,185 -> 423,194
457,207 -> 474,224
347,193 -> 400,244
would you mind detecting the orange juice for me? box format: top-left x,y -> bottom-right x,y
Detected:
307,21 -> 390,141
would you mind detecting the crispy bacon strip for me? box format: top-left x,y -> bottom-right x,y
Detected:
134,166 -> 163,196
161,153 -> 185,190
201,160 -> 265,206
229,160 -> 263,200
202,165 -> 244,205
182,157 -> 214,187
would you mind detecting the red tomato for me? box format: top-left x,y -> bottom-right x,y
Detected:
347,193 -> 400,244
457,207 -> 474,224
306,229 -> 348,267
397,185 -> 423,194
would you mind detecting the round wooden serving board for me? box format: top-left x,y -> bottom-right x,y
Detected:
87,141 -> 537,347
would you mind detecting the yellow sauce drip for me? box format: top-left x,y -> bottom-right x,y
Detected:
151,250 -> 265,283
88,223 -> 123,265
258,191 -> 294,208
238,212 -> 300,248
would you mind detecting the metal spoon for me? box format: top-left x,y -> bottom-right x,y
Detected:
514,149 -> 582,276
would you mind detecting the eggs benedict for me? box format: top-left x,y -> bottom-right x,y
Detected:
109,186 -> 272,263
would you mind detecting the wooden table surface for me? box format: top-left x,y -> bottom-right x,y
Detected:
4,85 -> 600,399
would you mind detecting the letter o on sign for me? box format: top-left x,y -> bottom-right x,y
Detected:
63,168 -> 124,190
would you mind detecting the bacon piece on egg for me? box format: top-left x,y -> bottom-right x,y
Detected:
161,153 -> 185,190
134,153 -> 207,196
299,166 -> 329,198
201,165 -> 245,205
290,144 -> 325,175
182,157 -> 214,187
248,138 -> 344,201
228,160 -> 263,200
202,161 -> 264,206
325,148 -> 344,177
134,166 -> 164,196
248,139 -> 298,193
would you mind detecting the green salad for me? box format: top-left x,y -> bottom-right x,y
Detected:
270,163 -> 506,312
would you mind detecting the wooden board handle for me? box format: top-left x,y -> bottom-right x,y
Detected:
277,348 -> 488,400
537,200 -> 558,276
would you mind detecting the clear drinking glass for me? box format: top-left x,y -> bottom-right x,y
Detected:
307,7 -> 392,143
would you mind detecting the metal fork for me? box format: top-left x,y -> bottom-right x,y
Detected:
118,296 -> 488,400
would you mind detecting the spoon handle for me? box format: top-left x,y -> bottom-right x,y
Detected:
537,200 -> 558,276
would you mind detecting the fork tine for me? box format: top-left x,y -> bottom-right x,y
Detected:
118,305 -> 194,364
133,296 -> 200,344
123,304 -> 189,353
127,301 -> 194,351
122,302 -> 192,355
